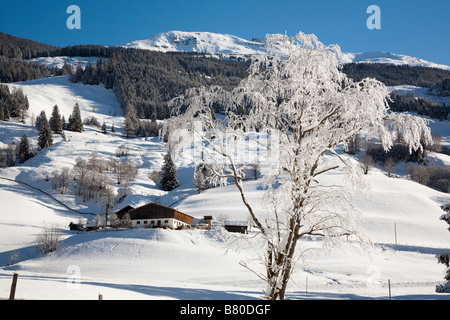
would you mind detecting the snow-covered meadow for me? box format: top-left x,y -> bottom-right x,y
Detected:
0,76 -> 449,300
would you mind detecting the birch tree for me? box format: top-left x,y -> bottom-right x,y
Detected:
164,32 -> 432,300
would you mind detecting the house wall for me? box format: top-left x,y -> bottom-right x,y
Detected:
132,218 -> 190,229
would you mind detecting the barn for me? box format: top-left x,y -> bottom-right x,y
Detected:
115,205 -> 135,219
128,202 -> 193,229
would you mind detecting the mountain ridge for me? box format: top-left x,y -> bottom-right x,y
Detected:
122,30 -> 450,70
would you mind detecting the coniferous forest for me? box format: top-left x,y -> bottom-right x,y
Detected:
1,32 -> 449,124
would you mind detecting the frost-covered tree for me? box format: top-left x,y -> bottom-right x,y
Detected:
193,166 -> 207,193
360,153 -> 375,175
436,204 -> 450,293
160,152 -> 178,191
164,32 -> 432,300
101,185 -> 116,227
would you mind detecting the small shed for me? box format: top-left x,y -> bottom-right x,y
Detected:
224,221 -> 248,234
69,222 -> 85,231
196,215 -> 214,229
203,216 -> 213,226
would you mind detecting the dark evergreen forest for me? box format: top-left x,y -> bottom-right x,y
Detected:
1,32 -> 449,123
69,48 -> 249,119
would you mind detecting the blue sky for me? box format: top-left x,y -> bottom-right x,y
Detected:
0,0 -> 449,65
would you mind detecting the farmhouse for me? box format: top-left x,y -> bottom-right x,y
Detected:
128,202 -> 193,229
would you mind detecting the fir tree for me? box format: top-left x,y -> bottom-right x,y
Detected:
35,110 -> 46,132
10,87 -> 29,122
49,104 -> 63,133
123,104 -> 139,138
160,152 -> 178,191
37,111 -> 53,149
61,115 -> 66,130
67,103 -> 84,132
18,133 -> 33,163
101,122 -> 107,134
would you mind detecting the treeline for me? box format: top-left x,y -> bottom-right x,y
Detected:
0,32 -> 61,59
406,165 -> 450,193
0,32 -> 112,60
69,47 -> 249,120
0,102 -> 86,169
0,56 -> 72,83
0,84 -> 29,121
389,91 -> 449,120
342,63 -> 450,88
429,79 -> 450,97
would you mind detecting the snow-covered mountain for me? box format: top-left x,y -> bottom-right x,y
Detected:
122,31 -> 450,70
122,30 -> 268,57
340,52 -> 450,70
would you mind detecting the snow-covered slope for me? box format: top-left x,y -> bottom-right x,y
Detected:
122,31 -> 450,70
1,73 -> 450,300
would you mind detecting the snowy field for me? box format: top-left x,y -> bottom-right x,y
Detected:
0,76 -> 449,300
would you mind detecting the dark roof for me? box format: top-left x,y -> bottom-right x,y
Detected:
224,225 -> 248,233
116,205 -> 135,216
128,202 -> 194,225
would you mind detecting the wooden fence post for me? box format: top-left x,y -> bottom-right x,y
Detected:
388,279 -> 391,300
9,273 -> 18,300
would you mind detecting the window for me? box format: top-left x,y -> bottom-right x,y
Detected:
164,220 -> 168,223
137,221 -> 140,225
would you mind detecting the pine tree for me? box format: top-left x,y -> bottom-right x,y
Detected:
37,111 -> 53,149
67,103 -> 84,132
160,152 -> 178,191
101,122 -> 107,134
150,105 -> 158,136
35,110 -> 46,132
10,87 -> 29,121
123,104 -> 139,138
61,116 -> 66,130
49,104 -> 63,133
18,133 -> 33,163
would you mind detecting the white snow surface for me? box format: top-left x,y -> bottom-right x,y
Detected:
0,76 -> 449,300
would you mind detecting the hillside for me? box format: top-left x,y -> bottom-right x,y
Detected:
0,28 -> 449,300
0,75 -> 449,300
